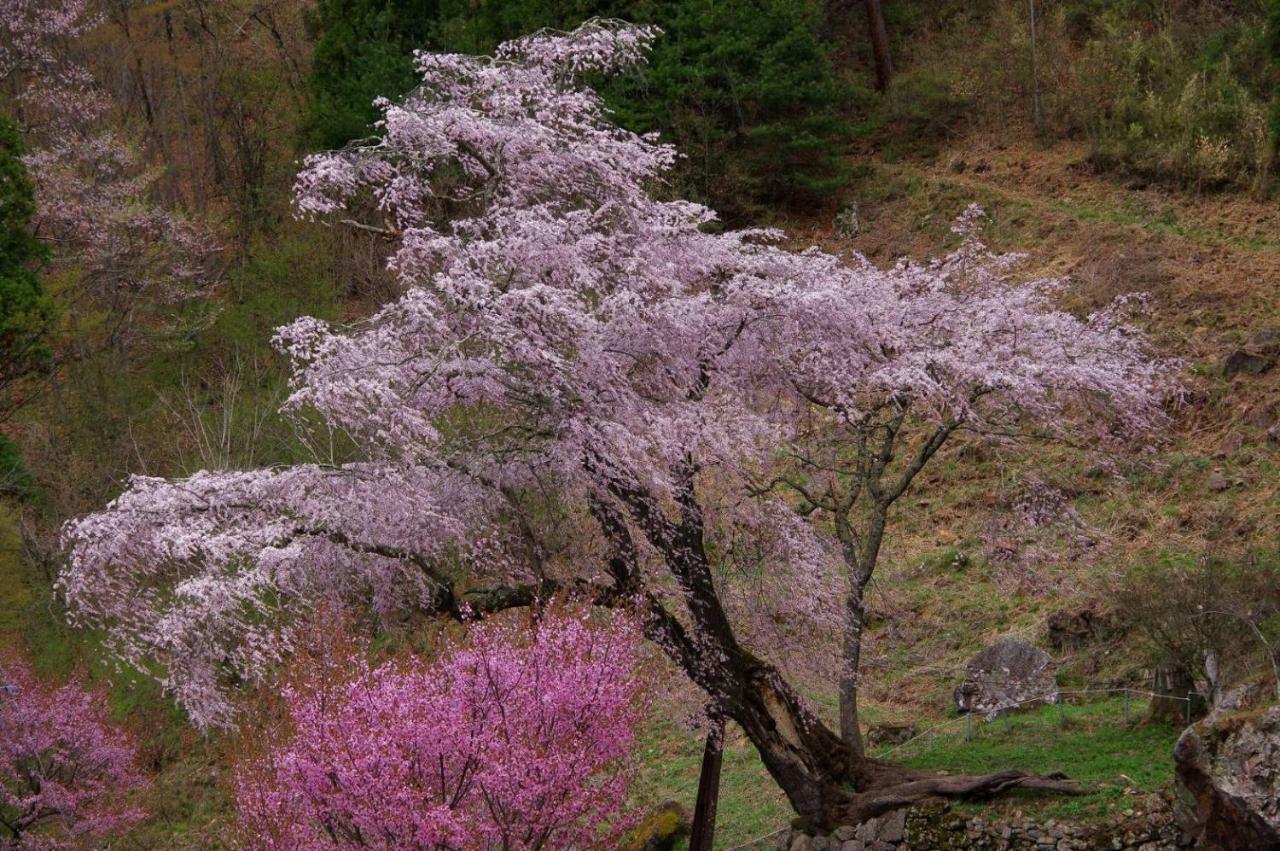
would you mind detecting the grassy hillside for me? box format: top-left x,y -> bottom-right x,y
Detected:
624,121 -> 1279,843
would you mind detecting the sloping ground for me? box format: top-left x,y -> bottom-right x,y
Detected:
4,128 -> 1274,849
821,133 -> 1279,711
632,133 -> 1279,846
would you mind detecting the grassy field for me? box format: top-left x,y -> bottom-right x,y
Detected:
631,696 -> 1183,848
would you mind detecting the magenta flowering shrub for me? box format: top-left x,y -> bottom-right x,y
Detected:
235,609 -> 643,850
0,658 -> 147,849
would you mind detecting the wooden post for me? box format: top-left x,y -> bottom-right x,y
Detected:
1028,0 -> 1043,131
863,0 -> 894,92
688,712 -> 725,851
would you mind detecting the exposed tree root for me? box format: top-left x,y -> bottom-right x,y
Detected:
837,762 -> 1085,826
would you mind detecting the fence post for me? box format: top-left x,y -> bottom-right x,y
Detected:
1058,695 -> 1066,727
1185,693 -> 1192,725
688,712 -> 724,851
1123,689 -> 1129,725
928,729 -> 934,752
965,712 -> 973,741
1028,0 -> 1043,131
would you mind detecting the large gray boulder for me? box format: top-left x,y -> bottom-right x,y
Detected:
953,637 -> 1058,715
1174,706 -> 1280,850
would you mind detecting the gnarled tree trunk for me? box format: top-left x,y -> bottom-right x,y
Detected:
591,460 -> 1080,831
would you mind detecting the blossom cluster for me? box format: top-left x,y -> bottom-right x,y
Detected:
62,20 -> 1175,727
0,658 -> 148,848
235,608 -> 642,850
0,0 -> 220,332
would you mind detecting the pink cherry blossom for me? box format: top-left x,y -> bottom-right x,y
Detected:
1,0 -> 220,342
62,19 -> 1175,827
235,608 -> 643,850
0,657 -> 148,848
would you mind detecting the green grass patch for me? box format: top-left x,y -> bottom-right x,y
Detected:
890,697 -> 1181,822
630,718 -> 791,849
629,697 -> 1179,845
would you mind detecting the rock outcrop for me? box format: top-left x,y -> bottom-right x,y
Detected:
954,637 -> 1059,715
1044,608 -> 1111,651
1173,706 -> 1280,850
625,800 -> 691,851
865,722 -> 919,749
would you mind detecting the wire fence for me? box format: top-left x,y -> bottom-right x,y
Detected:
870,686 -> 1203,761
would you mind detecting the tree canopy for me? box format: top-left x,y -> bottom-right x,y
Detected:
62,19 -> 1173,830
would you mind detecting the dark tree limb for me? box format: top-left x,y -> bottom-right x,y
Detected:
841,767 -> 1084,825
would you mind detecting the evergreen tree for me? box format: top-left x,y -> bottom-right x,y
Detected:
0,114 -> 51,410
606,0 -> 850,215
311,0 -> 850,215
304,0 -> 441,149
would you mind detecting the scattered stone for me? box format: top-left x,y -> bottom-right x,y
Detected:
879,809 -> 906,843
1045,608 -> 1110,651
1243,399 -> 1278,430
833,825 -> 858,842
789,833 -> 814,851
834,204 -> 860,238
1223,348 -> 1275,377
954,637 -> 1059,715
1213,682 -> 1262,715
1208,470 -> 1231,492
1249,328 -> 1280,355
1174,706 -> 1280,850
778,794 -> 1187,849
865,722 -> 920,749
625,800 -> 691,851
1216,431 -> 1246,458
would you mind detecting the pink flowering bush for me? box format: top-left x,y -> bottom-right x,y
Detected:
0,658 -> 148,848
235,608 -> 643,850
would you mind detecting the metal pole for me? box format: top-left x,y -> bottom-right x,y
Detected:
1185,693 -> 1192,725
1028,0 -> 1043,131
1123,689 -> 1129,725
1058,696 -> 1066,727
688,712 -> 725,851
965,712 -> 973,741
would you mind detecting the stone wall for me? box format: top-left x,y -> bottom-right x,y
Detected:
771,797 -> 1185,851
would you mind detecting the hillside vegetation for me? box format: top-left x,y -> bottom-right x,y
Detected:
1,1 -> 1278,848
